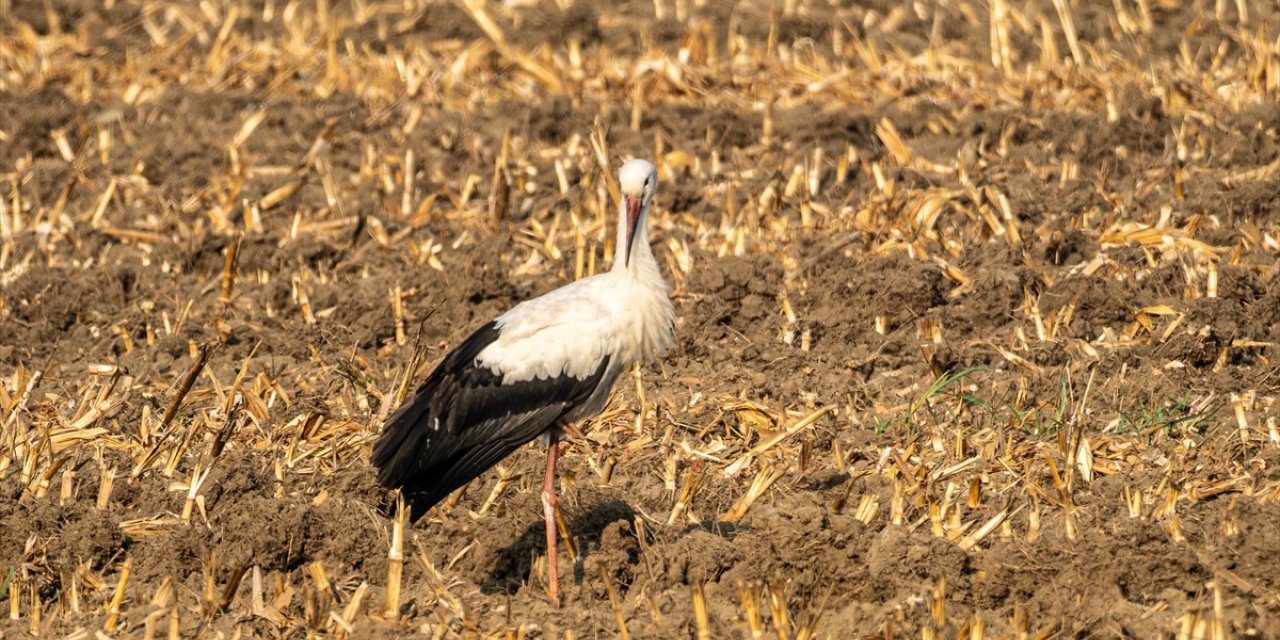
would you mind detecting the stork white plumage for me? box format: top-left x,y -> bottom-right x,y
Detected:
372,158 -> 674,600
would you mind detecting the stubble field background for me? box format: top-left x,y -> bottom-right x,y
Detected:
2,0 -> 1280,637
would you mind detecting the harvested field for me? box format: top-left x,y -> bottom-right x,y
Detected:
3,0 -> 1280,637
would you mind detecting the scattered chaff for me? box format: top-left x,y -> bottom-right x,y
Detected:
721,462 -> 788,523
1,0 -> 1277,636
600,564 -> 631,640
384,496 -> 406,619
724,406 -> 832,477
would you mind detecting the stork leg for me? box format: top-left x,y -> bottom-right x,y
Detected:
542,429 -> 562,601
560,422 -> 586,440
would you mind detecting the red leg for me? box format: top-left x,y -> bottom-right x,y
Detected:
542,430 -> 561,600
560,422 -> 585,440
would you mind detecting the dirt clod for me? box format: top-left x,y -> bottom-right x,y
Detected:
3,0 -> 1280,637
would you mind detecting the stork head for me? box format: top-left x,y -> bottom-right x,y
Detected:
618,159 -> 657,268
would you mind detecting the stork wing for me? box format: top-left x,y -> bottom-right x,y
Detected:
372,319 -> 611,520
478,277 -> 619,381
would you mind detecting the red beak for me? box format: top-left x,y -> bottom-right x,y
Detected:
624,195 -> 642,267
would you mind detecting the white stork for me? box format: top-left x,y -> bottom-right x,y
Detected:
372,158 -> 674,599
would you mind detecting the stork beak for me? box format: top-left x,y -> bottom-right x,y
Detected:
624,194 -> 642,267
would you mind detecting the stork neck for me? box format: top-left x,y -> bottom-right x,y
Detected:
612,205 -> 654,273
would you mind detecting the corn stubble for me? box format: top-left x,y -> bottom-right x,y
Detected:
2,0 -> 1279,637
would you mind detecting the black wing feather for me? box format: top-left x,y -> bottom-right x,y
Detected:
398,405 -> 564,520
372,320 -> 611,521
370,321 -> 501,474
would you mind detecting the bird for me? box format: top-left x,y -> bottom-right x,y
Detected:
371,158 -> 674,600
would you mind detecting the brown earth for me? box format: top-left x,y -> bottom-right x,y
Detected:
3,0 -> 1280,638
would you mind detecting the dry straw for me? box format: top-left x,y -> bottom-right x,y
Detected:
1,0 -> 1278,636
